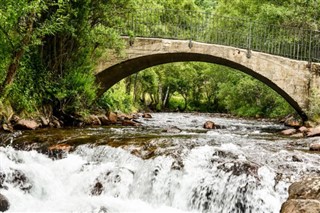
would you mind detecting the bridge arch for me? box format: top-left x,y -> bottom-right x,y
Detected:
95,38 -> 312,120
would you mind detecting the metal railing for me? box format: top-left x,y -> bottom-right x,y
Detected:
109,9 -> 320,62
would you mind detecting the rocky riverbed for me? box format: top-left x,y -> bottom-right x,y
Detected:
0,113 -> 319,212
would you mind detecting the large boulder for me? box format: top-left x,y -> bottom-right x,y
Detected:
14,119 -> 39,130
281,199 -> 320,213
288,177 -> 320,200
0,194 -> 9,212
281,177 -> 320,213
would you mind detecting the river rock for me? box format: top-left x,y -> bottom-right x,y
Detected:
288,177 -> 320,200
51,119 -> 62,128
48,144 -> 72,159
91,181 -> 104,196
2,124 -> 13,133
7,170 -> 32,192
162,126 -> 182,133
142,113 -> 152,118
284,116 -> 302,127
14,119 -> 39,130
292,155 -> 303,162
281,199 -> 320,213
307,126 -> 320,137
131,113 -> 140,119
291,133 -> 304,138
97,115 -> 110,125
86,115 -> 101,126
299,126 -> 309,133
281,128 -> 296,135
107,112 -> 118,124
217,161 -> 259,177
121,120 -> 141,126
203,121 -> 215,129
0,194 -> 9,212
281,177 -> 320,213
118,113 -> 133,120
310,142 -> 320,151
40,116 -> 49,127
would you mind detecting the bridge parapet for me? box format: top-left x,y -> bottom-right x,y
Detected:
110,8 -> 320,62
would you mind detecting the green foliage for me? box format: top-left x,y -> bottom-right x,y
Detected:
307,88 -> 320,120
0,0 -> 316,119
98,80 -> 135,113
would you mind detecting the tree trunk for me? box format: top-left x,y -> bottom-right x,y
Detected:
133,73 -> 139,102
162,86 -> 170,108
0,13 -> 35,95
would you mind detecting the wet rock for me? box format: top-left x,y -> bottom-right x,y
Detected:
288,177 -> 320,200
212,150 -> 238,160
2,124 -> 13,133
283,116 -> 302,128
162,126 -> 182,133
39,116 -> 49,127
86,115 -> 101,126
310,142 -> 320,151
217,161 -> 259,177
48,144 -> 72,159
7,170 -> 32,192
14,119 -> 39,130
203,121 -> 215,129
281,199 -> 320,213
50,117 -> 62,128
121,120 -> 141,126
291,133 -> 304,138
281,177 -> 320,213
97,115 -> 110,125
0,193 -> 9,212
107,112 -> 118,124
131,113 -> 140,119
307,126 -> 320,137
171,159 -> 184,170
299,126 -> 309,133
292,155 -> 303,162
0,173 -> 6,189
91,181 -> 104,196
281,128 -> 296,135
118,113 -> 133,121
142,113 -> 152,118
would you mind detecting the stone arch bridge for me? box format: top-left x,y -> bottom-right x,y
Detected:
94,9 -> 320,120
95,37 -> 320,120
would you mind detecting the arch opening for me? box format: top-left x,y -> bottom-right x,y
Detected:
96,52 -> 307,120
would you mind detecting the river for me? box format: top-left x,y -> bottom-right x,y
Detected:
0,113 -> 319,212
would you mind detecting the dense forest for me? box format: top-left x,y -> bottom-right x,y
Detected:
0,0 -> 320,124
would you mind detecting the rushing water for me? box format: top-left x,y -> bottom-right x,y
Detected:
1,113 -> 320,213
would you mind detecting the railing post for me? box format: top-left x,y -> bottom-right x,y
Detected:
247,22 -> 252,58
